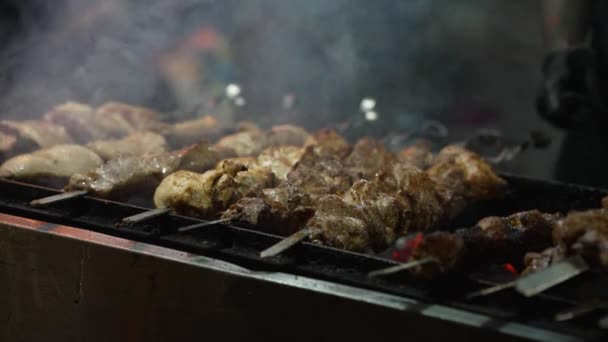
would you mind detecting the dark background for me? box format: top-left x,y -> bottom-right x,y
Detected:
0,0 -> 559,179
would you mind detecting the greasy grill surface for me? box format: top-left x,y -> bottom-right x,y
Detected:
1,174 -> 608,341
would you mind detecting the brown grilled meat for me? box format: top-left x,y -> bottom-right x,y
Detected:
307,194 -> 373,252
286,146 -> 353,196
86,132 -> 169,161
552,208 -> 608,268
164,115 -> 224,148
66,142 -> 224,200
0,144 -> 103,187
345,137 -> 396,179
398,139 -> 434,169
154,160 -> 275,219
256,146 -> 304,181
221,183 -> 315,236
266,124 -> 311,147
427,145 -> 507,218
222,144 -> 352,237
406,210 -> 558,279
304,129 -> 351,158
215,130 -> 269,157
375,163 -> 444,232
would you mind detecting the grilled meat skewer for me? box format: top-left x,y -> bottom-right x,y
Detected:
401,210 -> 558,279
66,142 -> 229,201
224,142 -> 505,253
524,201 -> 608,274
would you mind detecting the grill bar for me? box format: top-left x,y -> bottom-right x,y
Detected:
1,175 -> 608,341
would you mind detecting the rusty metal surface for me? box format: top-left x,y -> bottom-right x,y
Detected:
0,213 -> 580,342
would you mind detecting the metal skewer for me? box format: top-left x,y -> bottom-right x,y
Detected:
555,300 -> 608,322
465,280 -> 517,299
260,228 -> 312,259
515,255 -> 589,297
177,217 -> 234,233
368,257 -> 436,278
121,208 -> 172,224
469,277 -> 578,304
30,190 -> 88,207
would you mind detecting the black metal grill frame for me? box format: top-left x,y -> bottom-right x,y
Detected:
1,174 -> 607,341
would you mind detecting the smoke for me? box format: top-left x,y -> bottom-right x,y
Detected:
0,0 -> 545,132
0,0 -> 227,120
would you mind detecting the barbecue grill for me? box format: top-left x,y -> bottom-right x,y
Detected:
1,173 -> 607,341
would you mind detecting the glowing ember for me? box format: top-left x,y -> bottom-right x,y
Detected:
392,233 -> 424,262
502,263 -> 519,276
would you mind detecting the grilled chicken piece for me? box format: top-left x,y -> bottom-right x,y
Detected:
256,146 -> 304,180
427,145 -> 507,218
304,129 -> 351,158
66,142 -> 224,200
86,132 -> 168,161
43,102 -> 108,143
345,137 -> 396,179
44,102 -> 167,144
163,115 -> 224,148
405,210 -> 558,278
0,120 -> 73,160
94,102 -> 168,136
154,160 -> 275,219
398,139 -> 434,169
266,124 -> 311,147
215,130 -> 269,157
0,144 -> 102,187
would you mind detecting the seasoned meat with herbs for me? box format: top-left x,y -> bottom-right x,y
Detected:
345,137 -> 396,179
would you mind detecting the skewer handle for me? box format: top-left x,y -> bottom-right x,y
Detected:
30,190 -> 88,207
260,228 -> 311,259
515,255 -> 589,297
177,217 -> 233,233
368,257 -> 436,278
465,281 -> 516,299
122,208 -> 172,224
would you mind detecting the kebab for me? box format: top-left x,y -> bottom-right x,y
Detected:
380,210 -> 559,279
64,124 -> 313,201
227,142 -> 506,254
64,141 -> 229,202
523,201 -> 608,275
